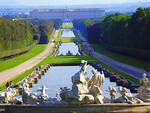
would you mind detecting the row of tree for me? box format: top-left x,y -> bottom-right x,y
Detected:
0,17 -> 38,52
21,19 -> 62,44
74,7 -> 150,59
0,17 -> 62,59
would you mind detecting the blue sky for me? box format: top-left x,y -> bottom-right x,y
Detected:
0,0 -> 150,6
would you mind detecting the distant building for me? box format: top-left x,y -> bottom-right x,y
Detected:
29,9 -> 105,21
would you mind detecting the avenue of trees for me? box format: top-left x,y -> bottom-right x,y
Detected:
0,17 -> 38,52
74,7 -> 150,60
21,19 -> 62,44
0,17 -> 62,58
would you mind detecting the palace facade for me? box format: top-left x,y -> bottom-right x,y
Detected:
29,9 -> 105,21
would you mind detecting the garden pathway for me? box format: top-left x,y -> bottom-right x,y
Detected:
0,30 -> 59,85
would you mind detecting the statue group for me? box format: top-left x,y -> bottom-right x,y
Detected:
60,60 -> 148,104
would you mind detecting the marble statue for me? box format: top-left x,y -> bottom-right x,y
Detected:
21,82 -> 38,104
114,86 -> 143,104
38,85 -> 49,102
80,60 -> 89,75
92,85 -> 104,104
136,73 -> 150,102
60,60 -> 104,104
106,86 -> 117,100
140,73 -> 149,88
4,87 -> 17,103
0,87 -> 17,103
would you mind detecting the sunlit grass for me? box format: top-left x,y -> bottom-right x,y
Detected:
92,44 -> 150,71
0,44 -> 46,72
56,37 -> 81,43
62,22 -> 74,29
40,56 -> 98,64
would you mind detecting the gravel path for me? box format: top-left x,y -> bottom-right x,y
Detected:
0,30 -> 59,85
78,30 -> 150,79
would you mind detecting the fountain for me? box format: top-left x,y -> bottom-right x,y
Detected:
0,60 -> 149,106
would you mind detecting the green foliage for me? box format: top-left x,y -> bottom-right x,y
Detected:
92,44 -> 150,71
56,37 -> 81,43
40,56 -> 98,65
62,22 -> 74,29
84,7 -> 150,60
0,17 -> 39,58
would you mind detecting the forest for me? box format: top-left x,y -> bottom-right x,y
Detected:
74,7 -> 150,60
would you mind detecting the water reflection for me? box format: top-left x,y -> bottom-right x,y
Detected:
61,29 -> 75,38
58,43 -> 80,56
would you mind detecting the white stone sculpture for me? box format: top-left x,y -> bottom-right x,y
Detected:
140,73 -> 149,88
38,85 -> 49,101
136,73 -> 150,102
60,61 -> 104,104
21,83 -> 38,104
115,87 -> 143,104
92,85 -> 104,104
106,86 -> 117,100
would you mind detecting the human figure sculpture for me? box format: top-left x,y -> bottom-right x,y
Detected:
4,87 -> 16,103
87,69 -> 98,88
98,71 -> 104,90
118,87 -> 128,101
92,85 -> 104,104
106,86 -> 117,100
80,60 -> 89,75
38,86 -> 49,101
88,69 -> 104,91
140,73 -> 149,88
60,60 -> 105,104
117,87 -> 136,103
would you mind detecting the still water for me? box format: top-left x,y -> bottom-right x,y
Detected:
58,43 -> 80,56
30,66 -> 133,99
61,29 -> 75,38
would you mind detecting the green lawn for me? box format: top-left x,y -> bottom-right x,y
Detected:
0,44 -> 46,72
49,29 -> 56,41
56,37 -> 81,43
92,44 -> 150,71
40,56 -> 98,65
0,29 -> 57,72
62,22 -> 74,29
96,59 -> 139,84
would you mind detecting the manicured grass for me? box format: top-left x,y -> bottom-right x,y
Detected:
56,37 -> 81,43
62,22 -> 74,29
40,56 -> 98,65
49,29 -> 56,41
96,59 -> 139,84
92,44 -> 150,71
0,44 -> 47,72
0,29 -> 57,72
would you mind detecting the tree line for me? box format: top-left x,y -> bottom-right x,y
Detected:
73,7 -> 150,60
0,17 -> 38,52
0,17 -> 62,58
